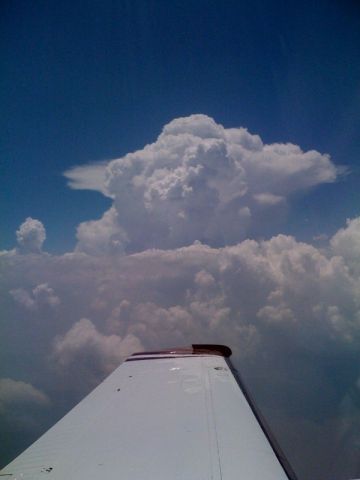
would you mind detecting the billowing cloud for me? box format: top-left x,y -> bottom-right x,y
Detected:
9,288 -> 36,310
75,207 -> 129,255
10,283 -> 60,310
15,218 -> 46,254
65,115 -> 339,252
3,217 -> 360,373
52,318 -> 142,390
331,217 -> 360,275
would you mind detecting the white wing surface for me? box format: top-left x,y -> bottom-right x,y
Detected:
0,344 -> 296,479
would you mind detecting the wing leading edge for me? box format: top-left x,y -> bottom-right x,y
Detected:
0,344 -> 297,480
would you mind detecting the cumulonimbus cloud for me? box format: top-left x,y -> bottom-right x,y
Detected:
65,114 -> 340,254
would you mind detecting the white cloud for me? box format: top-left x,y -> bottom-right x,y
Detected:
194,269 -> 216,288
3,215 -> 360,380
16,218 -> 46,254
65,114 -> 339,252
75,207 -> 129,255
32,283 -> 60,307
253,193 -> 285,206
52,318 -> 143,387
257,303 -> 296,325
162,114 -> 225,139
331,217 -> 360,274
4,219 -> 358,378
10,283 -> 60,310
9,288 -> 36,310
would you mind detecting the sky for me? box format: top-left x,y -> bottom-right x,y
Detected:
1,1 -> 360,478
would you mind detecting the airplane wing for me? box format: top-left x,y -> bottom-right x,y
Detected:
0,344 -> 297,479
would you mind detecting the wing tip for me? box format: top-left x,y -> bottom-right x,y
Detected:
192,344 -> 232,357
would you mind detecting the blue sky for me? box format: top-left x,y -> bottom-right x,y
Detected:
2,0 -> 360,252
2,2 -> 360,478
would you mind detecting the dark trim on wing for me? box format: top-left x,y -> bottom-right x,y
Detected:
192,344 -> 232,357
129,344 -> 232,358
225,358 -> 298,480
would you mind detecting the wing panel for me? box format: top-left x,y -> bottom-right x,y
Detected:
0,348 -> 294,480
